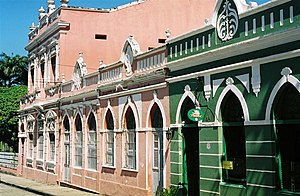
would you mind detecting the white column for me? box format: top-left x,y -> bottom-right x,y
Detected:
55,44 -> 59,82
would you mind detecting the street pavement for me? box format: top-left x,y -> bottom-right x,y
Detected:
0,172 -> 99,196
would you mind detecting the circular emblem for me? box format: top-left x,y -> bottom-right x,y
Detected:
187,108 -> 204,122
216,0 -> 239,41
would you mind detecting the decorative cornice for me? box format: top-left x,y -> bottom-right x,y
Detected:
26,21 -> 69,51
99,82 -> 167,100
166,27 -> 300,72
166,48 -> 300,84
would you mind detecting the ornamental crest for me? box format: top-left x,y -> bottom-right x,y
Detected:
216,0 -> 239,41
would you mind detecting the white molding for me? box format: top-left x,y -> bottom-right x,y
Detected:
166,28 -> 300,73
204,75 -> 212,101
214,83 -> 250,122
175,85 -> 200,125
247,169 -> 276,173
26,22 -> 69,51
145,91 -> 167,130
247,183 -> 276,189
265,70 -> 300,120
236,74 -> 250,93
99,82 -> 167,100
166,47 -> 300,84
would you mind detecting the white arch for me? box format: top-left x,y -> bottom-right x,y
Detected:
86,108 -> 98,132
73,111 -> 83,132
215,84 -> 250,123
175,86 -> 200,125
265,75 -> 300,121
146,97 -> 167,130
46,110 -> 57,119
119,97 -> 140,130
102,103 -> 117,131
62,112 -> 71,132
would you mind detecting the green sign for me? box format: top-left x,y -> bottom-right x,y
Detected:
222,160 -> 233,170
187,108 -> 204,122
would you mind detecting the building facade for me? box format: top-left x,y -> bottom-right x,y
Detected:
166,0 -> 300,195
17,0 -> 216,195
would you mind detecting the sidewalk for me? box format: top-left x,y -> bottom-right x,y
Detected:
0,172 -> 99,196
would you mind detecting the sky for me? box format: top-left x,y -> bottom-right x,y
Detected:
0,0 -> 270,56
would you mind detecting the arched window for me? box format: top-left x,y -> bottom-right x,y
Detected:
105,110 -> 114,166
75,115 -> 83,167
87,113 -> 97,170
221,91 -> 246,185
27,116 -> 35,159
274,83 -> 300,192
150,104 -> 164,194
37,114 -> 45,161
124,107 -> 136,169
46,111 -> 56,162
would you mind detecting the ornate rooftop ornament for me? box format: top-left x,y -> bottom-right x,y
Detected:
60,0 -> 69,7
38,6 -> 46,19
216,0 -> 239,41
120,36 -> 141,76
47,0 -> 55,14
72,52 -> 88,90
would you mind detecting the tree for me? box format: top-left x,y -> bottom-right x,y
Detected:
0,52 -> 28,87
0,86 -> 27,152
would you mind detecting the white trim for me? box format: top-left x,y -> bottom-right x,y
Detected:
200,165 -> 222,169
200,153 -> 223,156
247,183 -> 276,189
265,73 -> 300,120
214,84 -> 250,122
99,82 -> 167,100
247,169 -> 276,173
200,189 -> 220,195
246,140 -> 275,144
200,177 -> 221,182
166,28 -> 300,74
199,141 -> 222,144
246,155 -> 276,158
120,101 -> 139,171
175,85 -> 200,125
102,103 -> 117,167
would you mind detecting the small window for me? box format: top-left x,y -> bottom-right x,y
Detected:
95,34 -> 107,40
158,38 -> 166,44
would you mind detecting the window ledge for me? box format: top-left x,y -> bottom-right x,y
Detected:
102,165 -> 116,170
121,167 -> 138,173
220,182 -> 246,189
86,168 -> 97,172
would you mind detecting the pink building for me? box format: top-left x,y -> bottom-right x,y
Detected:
18,0 -> 215,195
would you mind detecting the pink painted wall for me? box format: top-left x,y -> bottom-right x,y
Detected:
55,0 -> 215,81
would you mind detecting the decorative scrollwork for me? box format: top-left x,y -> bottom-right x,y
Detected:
217,0 -> 239,41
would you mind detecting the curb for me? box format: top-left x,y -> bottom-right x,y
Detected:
0,179 -> 55,196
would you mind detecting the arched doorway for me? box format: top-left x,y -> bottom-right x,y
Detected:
220,91 -> 246,185
181,98 -> 198,196
274,83 -> 300,192
150,104 -> 164,194
63,116 -> 70,182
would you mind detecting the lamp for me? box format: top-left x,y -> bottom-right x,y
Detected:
166,128 -> 172,140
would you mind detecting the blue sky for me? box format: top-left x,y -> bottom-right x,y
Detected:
0,0 -> 270,56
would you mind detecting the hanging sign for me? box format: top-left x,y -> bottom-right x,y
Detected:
187,108 -> 204,122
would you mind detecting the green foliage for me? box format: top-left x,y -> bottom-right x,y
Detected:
0,86 -> 27,152
0,52 -> 28,87
158,186 -> 178,196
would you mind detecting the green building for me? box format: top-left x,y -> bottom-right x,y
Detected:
166,0 -> 300,195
